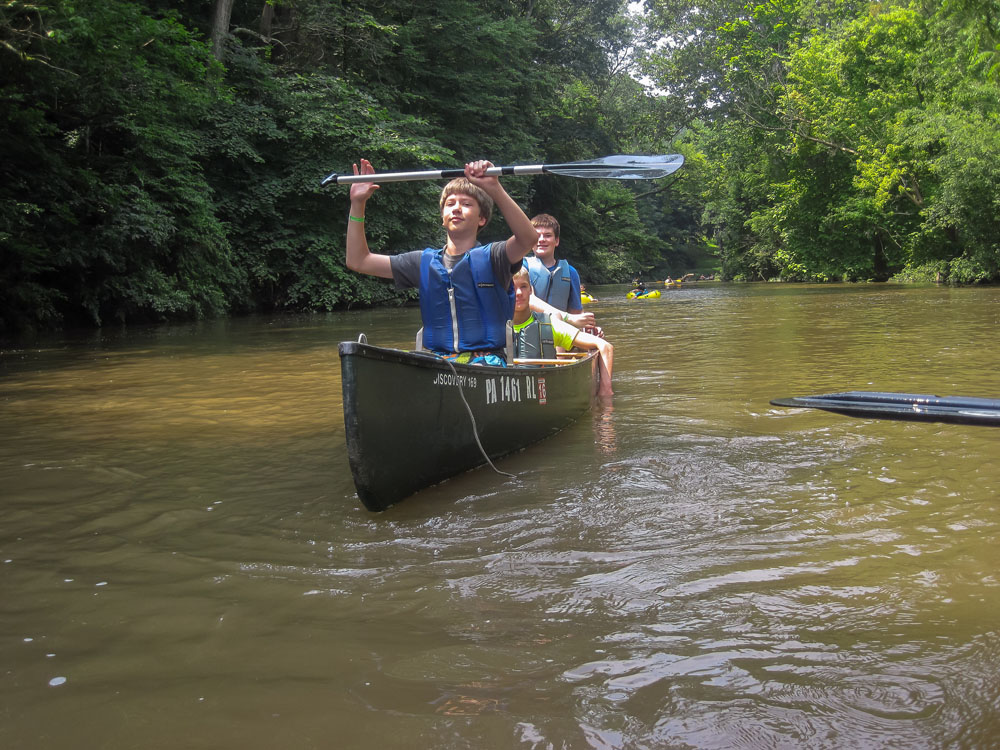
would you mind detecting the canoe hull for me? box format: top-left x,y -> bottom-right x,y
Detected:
340,342 -> 598,511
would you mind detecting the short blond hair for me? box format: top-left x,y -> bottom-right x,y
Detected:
440,178 -> 493,230
530,213 -> 560,238
513,265 -> 531,284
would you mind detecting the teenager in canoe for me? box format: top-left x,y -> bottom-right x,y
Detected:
346,158 -> 538,365
511,267 -> 614,396
345,158 -> 593,365
526,213 -> 603,337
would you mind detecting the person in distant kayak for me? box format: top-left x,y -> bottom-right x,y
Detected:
630,277 -> 647,296
511,267 -> 613,396
525,214 -> 603,338
345,158 -> 537,366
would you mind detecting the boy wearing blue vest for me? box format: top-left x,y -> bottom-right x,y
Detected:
525,214 -> 603,338
525,214 -> 582,313
345,158 -> 538,365
511,267 -> 614,396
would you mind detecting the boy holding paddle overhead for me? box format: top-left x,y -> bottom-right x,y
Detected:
346,158 -> 536,365
345,158 -> 592,365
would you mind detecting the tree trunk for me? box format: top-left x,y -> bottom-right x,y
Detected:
211,0 -> 236,61
260,2 -> 274,42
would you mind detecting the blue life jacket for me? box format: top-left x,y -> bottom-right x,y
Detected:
419,246 -> 513,354
526,257 -> 573,311
514,313 -> 556,359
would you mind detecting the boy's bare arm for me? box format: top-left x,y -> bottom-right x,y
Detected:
529,294 -> 596,329
575,332 -> 613,367
555,322 -> 614,395
464,161 -> 537,263
573,331 -> 614,395
345,159 -> 393,279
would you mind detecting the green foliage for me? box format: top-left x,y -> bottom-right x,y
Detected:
382,5 -> 546,161
5,0 -> 687,332
643,0 -> 1000,285
2,0 -> 234,329
906,107 -> 1000,281
203,42 -> 449,314
10,0 -> 998,333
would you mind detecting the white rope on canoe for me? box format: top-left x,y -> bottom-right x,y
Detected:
436,354 -> 517,480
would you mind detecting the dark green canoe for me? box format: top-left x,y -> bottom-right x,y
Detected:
771,391 -> 1000,426
340,339 -> 599,511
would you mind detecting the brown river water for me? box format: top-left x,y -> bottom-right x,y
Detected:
2,282 -> 998,749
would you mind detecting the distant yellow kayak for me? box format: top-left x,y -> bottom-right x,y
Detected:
664,280 -> 682,288
626,289 -> 661,300
581,292 -> 596,304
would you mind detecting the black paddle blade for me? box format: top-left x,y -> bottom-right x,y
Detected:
771,391 -> 1000,426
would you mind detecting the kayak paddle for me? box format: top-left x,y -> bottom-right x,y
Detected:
771,391 -> 1000,426
321,153 -> 684,187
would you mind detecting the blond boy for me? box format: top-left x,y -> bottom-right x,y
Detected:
512,267 -> 613,396
345,158 -> 537,364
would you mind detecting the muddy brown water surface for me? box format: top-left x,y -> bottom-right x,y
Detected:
2,283 -> 998,748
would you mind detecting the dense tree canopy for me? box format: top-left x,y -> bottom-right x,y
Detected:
2,0 -> 997,333
640,0 -> 1000,282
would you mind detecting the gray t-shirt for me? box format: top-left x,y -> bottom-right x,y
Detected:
389,241 -> 520,293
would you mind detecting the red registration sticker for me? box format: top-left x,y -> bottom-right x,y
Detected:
537,377 -> 547,404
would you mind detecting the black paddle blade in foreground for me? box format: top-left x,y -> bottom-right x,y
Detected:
321,154 -> 684,186
770,391 -> 1000,426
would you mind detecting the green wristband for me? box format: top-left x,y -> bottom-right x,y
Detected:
349,215 -> 365,223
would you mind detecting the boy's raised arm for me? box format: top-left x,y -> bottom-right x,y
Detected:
345,159 -> 393,279
464,161 -> 537,264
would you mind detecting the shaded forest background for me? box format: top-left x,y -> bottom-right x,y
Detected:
2,0 -> 998,333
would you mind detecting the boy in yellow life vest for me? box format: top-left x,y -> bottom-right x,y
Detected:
512,267 -> 613,396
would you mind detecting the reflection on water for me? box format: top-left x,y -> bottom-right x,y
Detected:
1,285 -> 999,749
593,399 -> 617,456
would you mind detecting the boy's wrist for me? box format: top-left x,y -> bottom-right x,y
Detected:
478,180 -> 506,198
